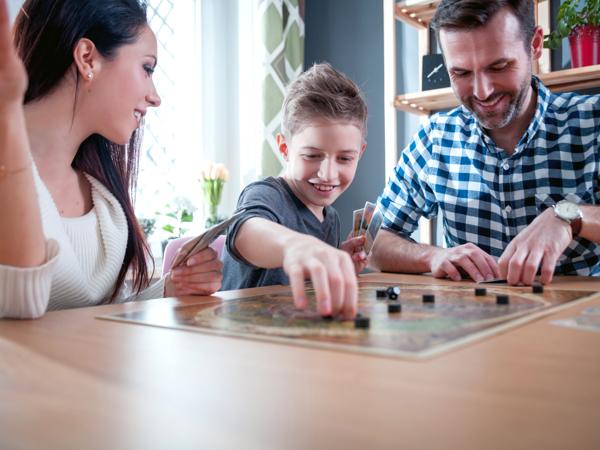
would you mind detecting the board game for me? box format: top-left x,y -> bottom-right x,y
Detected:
99,282 -> 598,359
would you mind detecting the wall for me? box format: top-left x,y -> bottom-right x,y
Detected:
304,0 -> 386,236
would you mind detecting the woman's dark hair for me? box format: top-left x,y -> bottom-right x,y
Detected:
14,0 -> 154,300
431,0 -> 536,52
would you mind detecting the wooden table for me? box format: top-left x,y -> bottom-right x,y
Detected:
1,274 -> 599,450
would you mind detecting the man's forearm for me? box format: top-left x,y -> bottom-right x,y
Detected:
369,229 -> 439,273
579,205 -> 600,242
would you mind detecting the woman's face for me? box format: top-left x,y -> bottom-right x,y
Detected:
87,25 -> 161,144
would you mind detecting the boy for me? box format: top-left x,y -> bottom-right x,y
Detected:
221,63 -> 368,319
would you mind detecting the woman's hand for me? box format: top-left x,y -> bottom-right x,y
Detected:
0,0 -> 28,106
165,247 -> 223,296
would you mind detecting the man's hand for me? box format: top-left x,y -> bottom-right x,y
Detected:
499,208 -> 572,285
166,247 -> 223,296
284,236 -> 358,320
340,234 -> 368,274
429,243 -> 500,282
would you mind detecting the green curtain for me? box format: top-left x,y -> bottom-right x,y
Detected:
259,0 -> 305,177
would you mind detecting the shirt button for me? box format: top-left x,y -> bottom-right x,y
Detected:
502,162 -> 510,170
505,205 -> 512,214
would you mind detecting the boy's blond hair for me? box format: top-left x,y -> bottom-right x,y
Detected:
281,62 -> 368,140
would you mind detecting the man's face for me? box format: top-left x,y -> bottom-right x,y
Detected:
439,8 -> 537,130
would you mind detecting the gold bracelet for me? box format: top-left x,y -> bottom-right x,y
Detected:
0,161 -> 32,182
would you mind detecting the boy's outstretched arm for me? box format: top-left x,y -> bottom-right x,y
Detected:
235,217 -> 358,319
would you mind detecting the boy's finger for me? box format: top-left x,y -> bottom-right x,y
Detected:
288,264 -> 308,310
308,262 -> 331,316
341,257 -> 358,319
327,264 -> 344,317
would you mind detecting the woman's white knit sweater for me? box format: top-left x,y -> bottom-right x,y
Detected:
0,166 -> 164,319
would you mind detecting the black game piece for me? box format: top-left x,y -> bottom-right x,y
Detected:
475,287 -> 487,296
388,303 -> 401,313
496,294 -> 509,305
388,292 -> 398,300
376,289 -> 387,298
532,284 -> 544,294
423,294 -> 435,303
386,286 -> 400,296
354,315 -> 370,329
322,315 -> 334,321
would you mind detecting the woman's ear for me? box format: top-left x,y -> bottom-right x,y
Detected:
276,133 -> 289,161
73,38 -> 99,81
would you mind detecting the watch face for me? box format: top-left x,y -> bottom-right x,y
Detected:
556,200 -> 580,220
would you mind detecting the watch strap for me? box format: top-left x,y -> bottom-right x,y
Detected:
570,216 -> 582,237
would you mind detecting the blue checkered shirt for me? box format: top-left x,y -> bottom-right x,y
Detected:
377,77 -> 600,276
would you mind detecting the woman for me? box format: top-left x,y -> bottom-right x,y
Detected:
0,0 -> 222,318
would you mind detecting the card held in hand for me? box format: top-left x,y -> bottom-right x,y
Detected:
169,210 -> 245,269
364,206 -> 384,255
359,201 -> 376,236
352,208 -> 364,237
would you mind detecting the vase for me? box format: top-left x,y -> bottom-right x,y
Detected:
205,203 -> 220,228
568,25 -> 600,68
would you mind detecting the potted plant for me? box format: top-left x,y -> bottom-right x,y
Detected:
544,0 -> 600,68
156,200 -> 195,254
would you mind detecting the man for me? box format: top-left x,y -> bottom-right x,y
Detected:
371,0 -> 600,286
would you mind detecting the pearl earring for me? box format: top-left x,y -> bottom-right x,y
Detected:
87,72 -> 94,80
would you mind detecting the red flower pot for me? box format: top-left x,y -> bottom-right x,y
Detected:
568,24 -> 600,68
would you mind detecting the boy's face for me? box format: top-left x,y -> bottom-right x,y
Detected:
278,121 -> 365,219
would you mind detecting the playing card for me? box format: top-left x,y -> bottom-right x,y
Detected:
364,207 -> 384,254
352,208 -> 364,237
359,201 -> 376,236
170,210 -> 244,269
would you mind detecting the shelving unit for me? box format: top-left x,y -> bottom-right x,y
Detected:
383,0 -> 600,244
395,65 -> 600,115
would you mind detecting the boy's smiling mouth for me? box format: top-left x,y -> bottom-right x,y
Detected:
309,182 -> 338,192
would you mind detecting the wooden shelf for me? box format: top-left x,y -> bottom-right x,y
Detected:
394,0 -> 440,30
394,65 -> 600,115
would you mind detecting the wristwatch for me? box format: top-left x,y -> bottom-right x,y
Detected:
553,200 -> 583,237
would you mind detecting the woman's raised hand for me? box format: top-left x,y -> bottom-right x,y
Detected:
0,0 -> 27,105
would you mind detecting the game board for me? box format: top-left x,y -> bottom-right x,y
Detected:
99,282 -> 598,359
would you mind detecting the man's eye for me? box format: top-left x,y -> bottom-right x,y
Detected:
452,71 -> 469,78
490,64 -> 508,72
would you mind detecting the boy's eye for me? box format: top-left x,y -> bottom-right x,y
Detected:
339,156 -> 354,163
302,154 -> 321,160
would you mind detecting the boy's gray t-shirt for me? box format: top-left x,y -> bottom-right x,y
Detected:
221,176 -> 340,290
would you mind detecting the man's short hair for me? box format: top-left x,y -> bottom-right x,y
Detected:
431,0 -> 535,52
282,62 -> 368,140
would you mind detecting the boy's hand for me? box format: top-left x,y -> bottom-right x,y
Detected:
283,236 -> 358,320
340,234 -> 368,274
166,247 -> 223,296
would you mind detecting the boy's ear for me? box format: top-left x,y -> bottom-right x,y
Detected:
358,143 -> 366,159
73,38 -> 100,81
276,133 -> 289,161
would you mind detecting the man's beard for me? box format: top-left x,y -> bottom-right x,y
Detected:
463,75 -> 531,130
